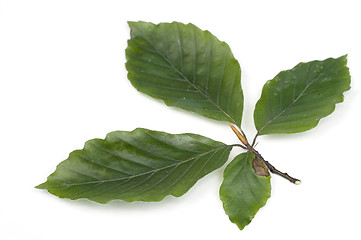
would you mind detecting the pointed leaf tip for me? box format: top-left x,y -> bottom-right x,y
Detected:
35,183 -> 46,189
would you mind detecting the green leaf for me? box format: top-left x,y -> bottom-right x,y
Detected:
36,128 -> 232,203
219,152 -> 271,230
126,21 -> 243,126
254,55 -> 351,135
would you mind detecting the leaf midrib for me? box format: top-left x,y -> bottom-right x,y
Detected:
54,145 -> 230,188
133,30 -> 239,126
257,71 -> 326,134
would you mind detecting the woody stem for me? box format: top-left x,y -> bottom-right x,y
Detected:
228,123 -> 301,184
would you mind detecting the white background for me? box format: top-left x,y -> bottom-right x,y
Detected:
1,0 -> 360,239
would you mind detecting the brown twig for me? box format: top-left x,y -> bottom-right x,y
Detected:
250,148 -> 301,184
228,123 -> 301,184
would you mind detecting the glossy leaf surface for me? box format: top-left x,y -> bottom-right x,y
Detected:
254,55 -> 351,135
37,128 -> 231,203
126,21 -> 243,126
220,152 -> 271,230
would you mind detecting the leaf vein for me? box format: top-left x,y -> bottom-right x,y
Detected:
133,34 -> 238,125
257,72 -> 326,134
48,146 -> 230,188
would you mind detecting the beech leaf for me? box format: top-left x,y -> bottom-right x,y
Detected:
37,128 -> 232,203
126,21 -> 244,126
220,152 -> 271,230
254,55 -> 351,135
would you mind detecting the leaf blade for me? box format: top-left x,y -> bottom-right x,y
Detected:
126,21 -> 243,126
254,55 -> 351,135
219,152 -> 271,230
37,128 -> 232,203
